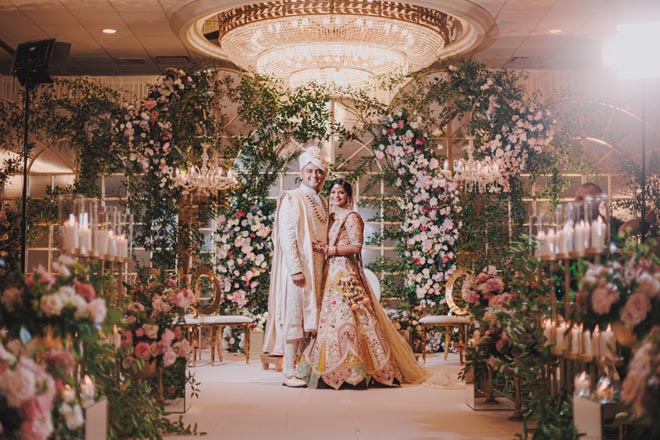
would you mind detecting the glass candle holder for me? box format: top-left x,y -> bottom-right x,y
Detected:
574,371 -> 591,398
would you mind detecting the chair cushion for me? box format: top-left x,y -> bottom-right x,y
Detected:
419,315 -> 471,325
198,315 -> 254,325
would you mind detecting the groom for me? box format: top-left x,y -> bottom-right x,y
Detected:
263,146 -> 328,387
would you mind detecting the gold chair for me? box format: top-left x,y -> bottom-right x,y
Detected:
420,269 -> 471,363
185,268 -> 253,366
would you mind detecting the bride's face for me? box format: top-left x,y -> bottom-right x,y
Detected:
330,184 -> 349,208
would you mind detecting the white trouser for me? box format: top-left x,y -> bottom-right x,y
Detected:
283,339 -> 300,377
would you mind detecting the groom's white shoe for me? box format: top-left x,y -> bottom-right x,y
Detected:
283,375 -> 307,388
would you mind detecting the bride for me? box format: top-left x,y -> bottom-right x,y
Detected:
297,178 -> 429,389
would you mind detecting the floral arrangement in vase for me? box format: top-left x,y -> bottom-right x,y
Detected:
621,326 -> 660,436
121,274 -> 195,375
577,243 -> 660,346
0,256 -> 111,439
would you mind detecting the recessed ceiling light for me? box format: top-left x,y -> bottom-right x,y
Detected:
102,28 -> 117,34
549,29 -> 562,34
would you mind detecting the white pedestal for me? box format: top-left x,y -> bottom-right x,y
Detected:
572,395 -> 619,440
249,330 -> 264,357
85,397 -> 108,440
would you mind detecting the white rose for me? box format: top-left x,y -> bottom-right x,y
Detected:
61,403 -> 85,429
41,294 -> 64,316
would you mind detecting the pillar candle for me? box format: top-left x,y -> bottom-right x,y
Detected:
582,326 -> 592,357
62,214 -> 78,253
78,224 -> 92,256
537,231 -> 547,258
592,326 -> 601,358
93,229 -> 108,258
543,319 -> 554,346
556,322 -> 566,351
591,216 -> 606,250
571,324 -> 580,354
601,324 -> 615,360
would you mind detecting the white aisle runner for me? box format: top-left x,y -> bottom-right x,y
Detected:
165,353 -> 520,440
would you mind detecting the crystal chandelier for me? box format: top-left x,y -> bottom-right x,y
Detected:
174,143 -> 236,195
212,0 -> 464,88
449,138 -> 503,193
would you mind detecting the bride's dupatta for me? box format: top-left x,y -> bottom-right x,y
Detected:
329,211 -> 430,384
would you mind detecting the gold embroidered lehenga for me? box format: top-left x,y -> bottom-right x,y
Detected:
297,210 -> 429,389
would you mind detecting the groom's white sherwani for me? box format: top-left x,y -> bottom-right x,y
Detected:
263,185 -> 327,355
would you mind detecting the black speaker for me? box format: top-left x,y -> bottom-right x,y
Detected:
10,39 -> 71,86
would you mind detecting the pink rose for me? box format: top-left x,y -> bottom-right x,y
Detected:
162,349 -> 177,368
374,150 -> 385,160
161,329 -> 175,345
591,285 -> 620,315
489,292 -> 515,308
74,281 -> 96,302
485,277 -> 504,293
134,341 -> 151,359
144,98 -> 157,110
122,330 -> 134,346
86,298 -> 107,324
462,290 -> 480,304
397,119 -> 405,129
143,324 -> 159,339
620,292 -> 651,327
34,265 -> 56,288
135,328 -> 144,337
177,339 -> 191,357
20,393 -> 53,424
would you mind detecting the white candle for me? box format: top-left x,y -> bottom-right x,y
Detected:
571,325 -> 580,354
62,384 -> 75,403
601,324 -> 615,360
78,224 -> 92,256
547,228 -> 557,257
582,327 -> 592,357
543,319 -> 554,346
536,231 -> 547,257
81,374 -> 95,407
566,224 -> 575,254
592,326 -> 601,358
557,229 -> 566,255
62,214 -> 78,253
574,221 -> 585,255
556,322 -> 566,351
116,235 -> 128,260
106,230 -> 117,259
93,229 -> 108,257
591,216 -> 606,250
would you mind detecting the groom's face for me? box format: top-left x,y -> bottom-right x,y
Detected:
301,163 -> 327,193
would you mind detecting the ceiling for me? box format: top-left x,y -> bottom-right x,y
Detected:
0,0 -> 659,76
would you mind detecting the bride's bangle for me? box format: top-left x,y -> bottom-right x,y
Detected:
328,246 -> 337,256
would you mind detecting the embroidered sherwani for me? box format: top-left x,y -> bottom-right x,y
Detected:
263,185 -> 327,355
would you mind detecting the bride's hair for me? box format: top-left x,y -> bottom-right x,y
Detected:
329,178 -> 353,200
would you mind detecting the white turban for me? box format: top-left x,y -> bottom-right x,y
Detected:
298,146 -> 328,172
